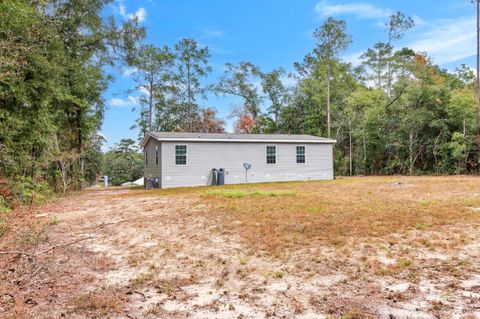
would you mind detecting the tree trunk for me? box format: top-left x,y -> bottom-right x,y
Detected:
349,122 -> 353,176
477,0 -> 480,170
186,63 -> 192,132
327,63 -> 331,139
409,130 -> 414,175
148,79 -> 153,132
362,130 -> 367,175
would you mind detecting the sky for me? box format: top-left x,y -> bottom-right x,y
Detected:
101,0 -> 478,150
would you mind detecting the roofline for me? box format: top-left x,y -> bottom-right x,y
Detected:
140,133 -> 153,148
143,134 -> 336,145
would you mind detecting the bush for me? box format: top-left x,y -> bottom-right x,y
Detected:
0,195 -> 11,237
10,177 -> 52,205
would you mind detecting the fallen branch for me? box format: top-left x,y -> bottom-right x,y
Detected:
36,235 -> 93,256
0,251 -> 32,258
95,218 -> 134,230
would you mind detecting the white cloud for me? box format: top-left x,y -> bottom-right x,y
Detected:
407,17 -> 476,65
315,0 -> 392,19
341,16 -> 476,67
108,96 -> 139,108
342,51 -> 363,66
138,86 -> 150,96
122,66 -> 138,77
116,1 -> 147,23
201,28 -> 226,39
127,7 -> 147,23
280,75 -> 298,88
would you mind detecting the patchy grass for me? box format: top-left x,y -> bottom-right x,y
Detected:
6,176 -> 480,318
205,189 -> 297,198
195,176 -> 480,255
69,292 -> 122,318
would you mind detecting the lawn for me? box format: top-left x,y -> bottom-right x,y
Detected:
2,176 -> 480,318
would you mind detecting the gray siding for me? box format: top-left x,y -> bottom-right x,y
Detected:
144,139 -> 162,184
160,142 -> 333,188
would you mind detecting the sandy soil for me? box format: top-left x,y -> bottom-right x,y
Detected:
2,178 -> 480,318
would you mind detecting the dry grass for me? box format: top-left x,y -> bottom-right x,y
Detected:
5,176 -> 480,318
195,176 -> 480,255
68,292 -> 122,318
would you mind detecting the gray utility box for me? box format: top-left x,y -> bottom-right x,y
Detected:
217,168 -> 225,186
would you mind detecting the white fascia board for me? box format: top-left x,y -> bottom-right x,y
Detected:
150,137 -> 337,144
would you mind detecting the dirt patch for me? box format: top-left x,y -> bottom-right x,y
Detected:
2,177 -> 480,318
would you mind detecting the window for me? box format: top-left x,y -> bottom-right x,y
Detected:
145,149 -> 148,166
266,146 -> 276,164
155,146 -> 159,166
175,145 -> 187,165
296,146 -> 306,164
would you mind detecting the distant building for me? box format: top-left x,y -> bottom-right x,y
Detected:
142,132 -> 336,188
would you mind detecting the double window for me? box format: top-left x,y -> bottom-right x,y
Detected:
296,146 -> 306,164
175,145 -> 187,165
266,146 -> 276,164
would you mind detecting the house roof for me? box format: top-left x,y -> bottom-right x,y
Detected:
142,132 -> 336,146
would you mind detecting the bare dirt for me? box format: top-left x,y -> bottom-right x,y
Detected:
2,177 -> 480,318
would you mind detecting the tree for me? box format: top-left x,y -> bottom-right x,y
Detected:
132,44 -> 174,133
0,0 -> 144,197
197,108 -> 226,133
172,39 -> 212,132
259,68 -> 289,132
103,139 -> 143,186
213,62 -> 262,132
311,18 -> 352,138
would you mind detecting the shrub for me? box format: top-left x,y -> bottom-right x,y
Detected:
10,177 -> 52,205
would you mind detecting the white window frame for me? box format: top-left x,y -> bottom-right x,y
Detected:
296,145 -> 306,164
266,145 -> 277,164
155,145 -> 159,166
175,145 -> 188,166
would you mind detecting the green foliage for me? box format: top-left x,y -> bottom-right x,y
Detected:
0,0 -> 144,202
50,216 -> 60,226
0,196 -> 11,237
103,139 -> 143,186
10,177 -> 52,205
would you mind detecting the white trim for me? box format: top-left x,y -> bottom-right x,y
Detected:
174,144 -> 188,166
266,145 -> 277,165
296,145 -> 306,164
149,137 -> 336,144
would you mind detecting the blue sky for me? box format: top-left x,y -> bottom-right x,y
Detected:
101,0 -> 477,150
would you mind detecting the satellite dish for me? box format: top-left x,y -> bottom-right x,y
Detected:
243,163 -> 252,170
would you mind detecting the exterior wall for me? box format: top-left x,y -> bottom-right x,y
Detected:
160,141 -> 333,188
143,138 -> 162,185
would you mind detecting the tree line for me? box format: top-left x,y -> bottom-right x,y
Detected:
133,13 -> 478,176
0,0 -> 144,197
0,1 -> 478,203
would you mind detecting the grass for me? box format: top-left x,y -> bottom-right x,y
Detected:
115,176 -> 480,256
196,176 -> 480,255
69,293 -> 122,318
205,189 -> 297,198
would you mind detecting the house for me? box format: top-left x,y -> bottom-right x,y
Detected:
142,132 -> 336,189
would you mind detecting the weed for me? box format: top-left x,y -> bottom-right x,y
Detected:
396,258 -> 413,268
50,216 -> 60,225
238,254 -> 247,265
414,223 -> 429,230
131,271 -> 155,286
